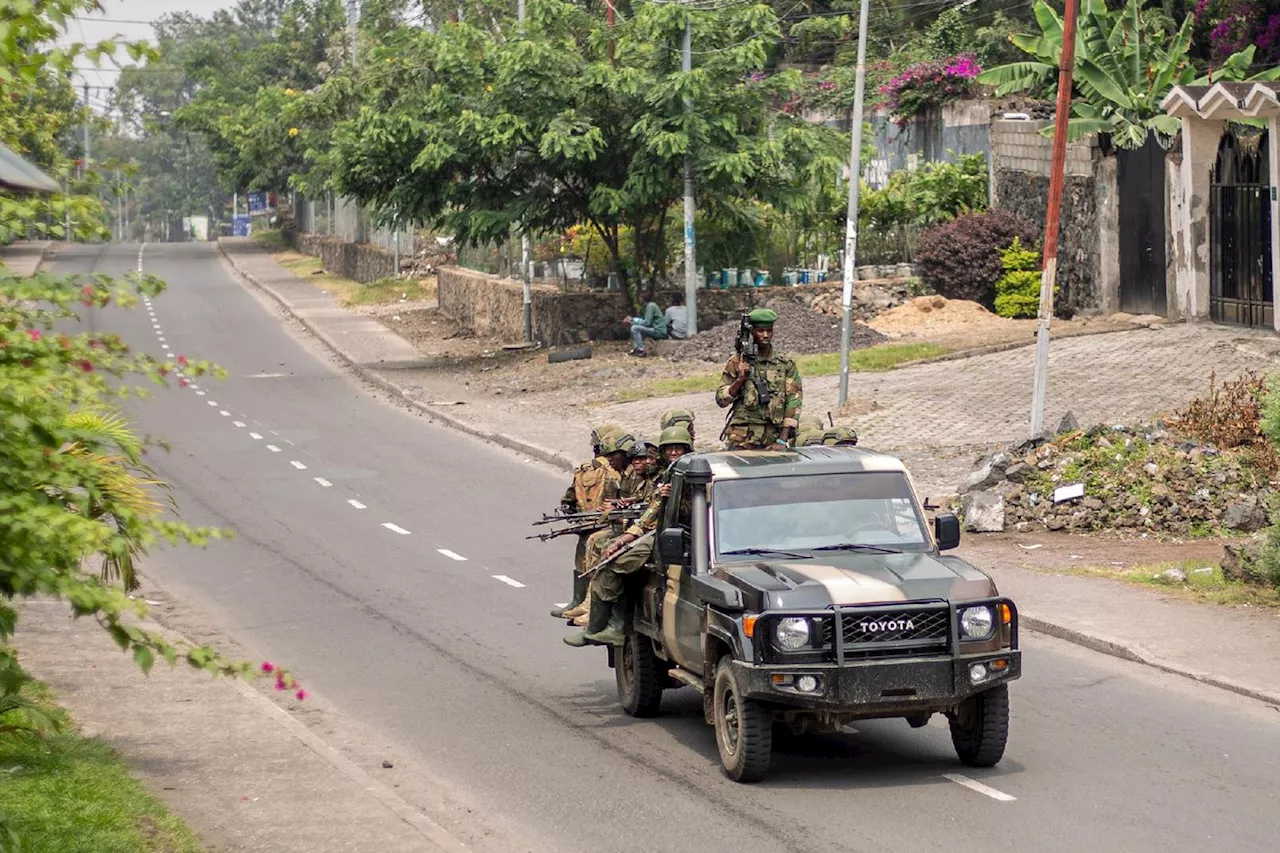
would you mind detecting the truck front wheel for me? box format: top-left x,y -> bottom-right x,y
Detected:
949,684 -> 1010,767
616,633 -> 664,718
712,657 -> 772,782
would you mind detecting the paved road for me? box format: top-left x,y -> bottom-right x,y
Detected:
59,242 -> 1280,853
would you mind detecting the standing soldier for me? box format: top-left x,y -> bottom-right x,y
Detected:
715,308 -> 802,450
550,427 -> 631,619
565,426 -> 693,648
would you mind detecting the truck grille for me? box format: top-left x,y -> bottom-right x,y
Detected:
820,606 -> 951,660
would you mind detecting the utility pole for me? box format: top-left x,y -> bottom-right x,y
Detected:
682,14 -> 698,336
518,0 -> 533,342
115,166 -> 122,241
837,0 -> 871,405
347,0 -> 359,67
1027,0 -> 1080,439
63,177 -> 71,241
82,83 -> 91,169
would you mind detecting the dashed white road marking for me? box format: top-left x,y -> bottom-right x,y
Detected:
290,460 -> 307,470
382,523 -> 411,535
249,432 -> 263,440
233,421 -> 246,428
314,477 -> 332,487
348,499 -> 367,510
943,774 -> 1016,802
207,400 -> 217,407
247,372 -> 287,379
266,445 -> 282,453
161,344 -> 170,350
195,390 -> 206,396
437,549 -> 467,562
157,336 -> 165,342
492,575 -> 526,589
220,410 -> 231,417
138,244 -> 145,272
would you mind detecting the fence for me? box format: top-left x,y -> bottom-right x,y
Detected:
293,193 -> 414,260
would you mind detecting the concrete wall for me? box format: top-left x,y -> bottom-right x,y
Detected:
1172,118 -> 1227,321
293,231 -> 397,283
989,119 -> 1111,316
436,266 -> 895,345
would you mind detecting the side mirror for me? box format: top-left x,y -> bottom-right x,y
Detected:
934,513 -> 961,551
657,527 -> 685,565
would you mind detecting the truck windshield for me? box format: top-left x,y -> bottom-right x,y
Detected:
713,471 -> 930,560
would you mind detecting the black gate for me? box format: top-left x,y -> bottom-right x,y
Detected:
1210,130 -> 1272,327
1117,134 -> 1169,315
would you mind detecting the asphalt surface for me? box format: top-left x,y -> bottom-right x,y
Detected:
57,242 -> 1280,853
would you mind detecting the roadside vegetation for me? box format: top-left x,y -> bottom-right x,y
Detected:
1066,561 -> 1280,609
275,253 -> 436,307
613,342 -> 947,402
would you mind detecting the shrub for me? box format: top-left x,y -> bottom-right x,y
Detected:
1165,370 -> 1277,472
914,209 -> 1039,307
879,54 -> 981,125
993,237 -> 1043,318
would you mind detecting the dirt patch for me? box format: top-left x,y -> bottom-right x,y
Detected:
871,295 -> 1011,334
956,529 -> 1234,573
669,305 -> 888,362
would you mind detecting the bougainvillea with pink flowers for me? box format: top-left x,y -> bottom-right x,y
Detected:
879,54 -> 981,125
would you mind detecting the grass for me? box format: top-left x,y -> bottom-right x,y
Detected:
614,341 -> 948,402
0,681 -> 203,853
1068,560 -> 1280,608
274,252 -> 435,307
250,229 -> 287,251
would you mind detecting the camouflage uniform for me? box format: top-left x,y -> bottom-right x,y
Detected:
715,350 -> 803,449
550,429 -> 626,619
578,456 -> 659,615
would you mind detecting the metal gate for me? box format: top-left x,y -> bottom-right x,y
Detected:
1210,130 -> 1272,327
1117,134 -> 1169,315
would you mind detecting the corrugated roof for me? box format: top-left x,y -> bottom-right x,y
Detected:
0,142 -> 60,194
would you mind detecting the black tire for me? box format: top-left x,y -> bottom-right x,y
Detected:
949,684 -> 1010,767
616,633 -> 664,718
712,657 -> 773,782
548,346 -> 592,364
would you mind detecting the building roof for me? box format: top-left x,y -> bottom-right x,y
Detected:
0,142 -> 60,194
1163,81 -> 1280,119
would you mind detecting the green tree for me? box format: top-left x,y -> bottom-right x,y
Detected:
322,0 -> 843,296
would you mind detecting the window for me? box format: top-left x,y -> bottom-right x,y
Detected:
713,472 -> 930,559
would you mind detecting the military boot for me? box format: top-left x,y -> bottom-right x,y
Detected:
583,602 -> 626,647
563,596 -> 611,647
569,597 -> 591,626
550,572 -> 590,619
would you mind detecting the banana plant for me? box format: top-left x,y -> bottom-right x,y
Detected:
978,0 -> 1280,148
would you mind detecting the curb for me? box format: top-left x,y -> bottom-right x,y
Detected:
215,240 -> 576,475
889,321 -> 1162,371
217,240 -> 1280,709
1021,614 -> 1280,707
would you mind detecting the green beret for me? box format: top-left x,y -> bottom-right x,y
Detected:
747,308 -> 778,326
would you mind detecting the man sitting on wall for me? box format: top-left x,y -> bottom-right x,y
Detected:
625,293 -> 687,357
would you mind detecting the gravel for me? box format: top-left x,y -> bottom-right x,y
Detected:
667,306 -> 888,362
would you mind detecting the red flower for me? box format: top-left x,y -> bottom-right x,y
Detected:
26,328 -> 41,341
177,355 -> 188,366
79,360 -> 94,372
179,378 -> 189,388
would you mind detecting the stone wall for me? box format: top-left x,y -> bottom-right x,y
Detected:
291,231 -> 396,283
437,266 -> 895,345
990,119 -> 1115,317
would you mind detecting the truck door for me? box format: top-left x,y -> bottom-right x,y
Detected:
662,478 -> 705,672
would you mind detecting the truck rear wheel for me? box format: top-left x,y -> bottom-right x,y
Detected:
949,684 -> 1010,767
712,657 -> 772,782
616,633 -> 664,718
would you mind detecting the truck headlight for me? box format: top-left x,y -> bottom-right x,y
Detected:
775,617 -> 811,651
960,606 -> 995,639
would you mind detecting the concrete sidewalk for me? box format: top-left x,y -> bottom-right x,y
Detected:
218,237 -> 1280,708
0,240 -> 52,276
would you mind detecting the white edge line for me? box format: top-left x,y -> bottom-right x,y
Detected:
348,499 -> 366,509
491,575 -> 526,589
436,549 -> 467,562
943,774 -> 1017,802
382,523 -> 411,535
290,460 -> 307,470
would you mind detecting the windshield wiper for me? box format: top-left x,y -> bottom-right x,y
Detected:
721,547 -> 813,560
810,543 -> 903,555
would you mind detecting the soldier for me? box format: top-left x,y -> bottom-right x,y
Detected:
568,440 -> 661,626
565,425 -> 693,648
798,414 -> 825,434
659,408 -> 696,443
715,308 -> 802,450
795,426 -> 826,447
822,425 -> 859,447
550,428 -> 632,619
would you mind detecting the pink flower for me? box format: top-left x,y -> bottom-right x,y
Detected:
26,328 -> 41,341
79,360 -> 94,373
177,354 -> 188,366
261,661 -> 275,673
179,377 -> 189,387
295,689 -> 308,701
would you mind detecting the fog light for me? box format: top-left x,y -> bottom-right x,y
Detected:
796,675 -> 819,693
969,663 -> 988,684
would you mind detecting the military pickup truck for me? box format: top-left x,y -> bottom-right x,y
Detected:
605,447 -> 1022,782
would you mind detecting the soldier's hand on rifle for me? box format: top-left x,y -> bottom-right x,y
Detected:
736,358 -> 751,381
604,532 -> 637,559
658,483 -> 672,498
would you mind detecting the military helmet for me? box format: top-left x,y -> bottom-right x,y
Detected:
628,440 -> 655,459
599,431 -> 636,455
659,408 -> 695,432
798,414 -> 825,432
796,428 -> 826,447
822,426 -> 859,446
591,423 -> 620,453
658,425 -> 694,449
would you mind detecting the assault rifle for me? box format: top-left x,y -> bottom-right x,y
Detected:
577,530 -> 655,577
526,506 -> 644,542
721,312 -> 771,440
